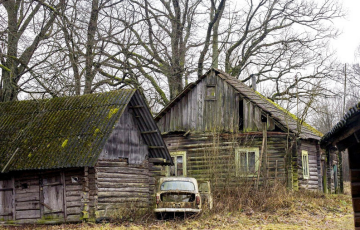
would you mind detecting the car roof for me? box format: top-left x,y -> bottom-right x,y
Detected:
159,177 -> 198,183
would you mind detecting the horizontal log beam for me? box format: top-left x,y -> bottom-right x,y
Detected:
141,130 -> 158,134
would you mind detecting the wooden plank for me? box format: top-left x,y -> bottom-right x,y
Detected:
16,202 -> 40,211
61,172 -> 67,220
16,193 -> 39,202
16,210 -> 40,219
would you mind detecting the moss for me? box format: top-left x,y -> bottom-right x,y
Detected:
0,89 -> 137,171
62,139 -> 68,148
108,108 -> 119,119
254,91 -> 323,137
93,128 -> 101,136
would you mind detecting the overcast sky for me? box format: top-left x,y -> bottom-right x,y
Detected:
331,0 -> 360,63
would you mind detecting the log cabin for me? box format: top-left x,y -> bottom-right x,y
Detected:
155,68 -> 326,191
320,102 -> 360,229
0,89 -> 172,224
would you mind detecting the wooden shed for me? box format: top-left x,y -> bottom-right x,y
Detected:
0,89 -> 172,224
320,102 -> 360,229
155,69 -> 325,191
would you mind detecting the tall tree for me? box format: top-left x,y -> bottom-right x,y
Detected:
221,0 -> 342,101
0,0 -> 60,101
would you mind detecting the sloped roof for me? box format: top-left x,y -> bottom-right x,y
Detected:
0,89 -> 171,173
155,68 -> 322,140
320,101 -> 360,149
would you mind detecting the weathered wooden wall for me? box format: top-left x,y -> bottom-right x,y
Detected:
156,72 -> 278,134
99,105 -> 149,165
95,158 -> 151,218
297,140 -> 321,191
0,168 -> 92,224
162,133 -> 294,188
157,72 -> 240,133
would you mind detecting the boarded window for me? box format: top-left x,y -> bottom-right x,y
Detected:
167,151 -> 187,176
235,148 -> 259,176
206,86 -> 216,100
302,150 -> 309,179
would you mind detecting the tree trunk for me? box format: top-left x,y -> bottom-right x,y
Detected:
84,0 -> 99,94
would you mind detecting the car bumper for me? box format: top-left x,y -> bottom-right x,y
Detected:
154,208 -> 201,213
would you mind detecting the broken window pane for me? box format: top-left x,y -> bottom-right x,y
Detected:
240,152 -> 247,172
170,157 -> 176,176
248,152 -> 256,173
206,86 -> 216,99
177,156 -> 183,176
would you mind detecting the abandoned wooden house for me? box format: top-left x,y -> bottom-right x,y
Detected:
0,89 -> 172,224
320,102 -> 360,229
155,68 -> 329,191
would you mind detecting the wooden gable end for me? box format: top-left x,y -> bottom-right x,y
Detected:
99,104 -> 149,165
157,71 -> 240,133
157,70 -> 279,133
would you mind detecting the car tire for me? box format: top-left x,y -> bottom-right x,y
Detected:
156,213 -> 164,220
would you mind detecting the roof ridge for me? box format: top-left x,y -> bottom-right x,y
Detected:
213,69 -> 322,137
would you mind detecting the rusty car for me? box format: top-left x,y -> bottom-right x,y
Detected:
155,177 -> 212,219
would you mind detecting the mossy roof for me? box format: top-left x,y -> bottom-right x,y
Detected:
155,68 -> 322,140
0,89 -> 140,172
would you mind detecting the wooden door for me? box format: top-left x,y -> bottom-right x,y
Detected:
40,173 -> 65,219
0,179 -> 14,221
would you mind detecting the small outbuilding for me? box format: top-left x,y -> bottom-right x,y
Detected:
0,89 -> 171,224
320,102 -> 360,229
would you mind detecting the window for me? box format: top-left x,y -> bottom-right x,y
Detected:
206,85 -> 216,100
235,147 -> 259,176
167,151 -> 187,176
302,150 -> 309,179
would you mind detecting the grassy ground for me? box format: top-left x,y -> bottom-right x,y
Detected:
2,184 -> 354,230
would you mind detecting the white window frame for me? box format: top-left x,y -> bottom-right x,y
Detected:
235,147 -> 260,176
166,151 -> 187,177
302,150 -> 310,179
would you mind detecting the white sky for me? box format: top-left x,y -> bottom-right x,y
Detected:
331,0 -> 360,63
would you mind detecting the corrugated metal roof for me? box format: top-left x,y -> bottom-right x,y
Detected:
155,68 -> 322,140
320,101 -> 360,148
0,89 -> 171,172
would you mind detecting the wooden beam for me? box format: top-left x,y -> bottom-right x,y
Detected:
129,105 -> 144,109
61,171 -> 67,221
148,146 -> 165,149
141,130 -> 158,134
12,176 -> 15,221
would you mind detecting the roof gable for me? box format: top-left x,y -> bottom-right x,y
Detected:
155,69 -> 322,140
0,90 -> 171,173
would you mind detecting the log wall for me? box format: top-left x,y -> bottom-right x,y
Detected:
297,140 -> 321,191
162,133 -> 294,188
95,158 -> 151,218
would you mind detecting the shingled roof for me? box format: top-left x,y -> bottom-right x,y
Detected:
155,68 -> 322,140
0,89 -> 171,173
320,101 -> 360,149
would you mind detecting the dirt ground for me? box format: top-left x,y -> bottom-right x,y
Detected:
1,192 -> 354,230
1,182 -> 355,230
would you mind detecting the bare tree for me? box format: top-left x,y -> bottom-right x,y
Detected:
0,0 -> 60,101
219,0 -> 342,102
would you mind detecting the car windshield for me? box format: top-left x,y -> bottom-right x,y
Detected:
160,181 -> 195,191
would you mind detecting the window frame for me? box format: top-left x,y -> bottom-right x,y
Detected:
302,150 -> 310,179
205,85 -> 217,100
166,151 -> 187,177
235,147 -> 260,177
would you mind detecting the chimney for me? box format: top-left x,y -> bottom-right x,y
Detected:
251,74 -> 257,91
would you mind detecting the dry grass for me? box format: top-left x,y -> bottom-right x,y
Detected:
3,184 -> 354,230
